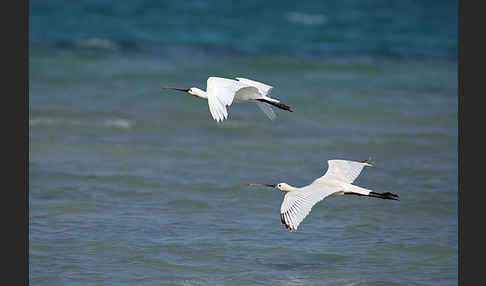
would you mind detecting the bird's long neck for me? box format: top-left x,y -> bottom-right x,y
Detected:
193,88 -> 208,99
282,184 -> 300,192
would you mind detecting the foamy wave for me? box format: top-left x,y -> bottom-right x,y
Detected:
73,38 -> 120,50
286,12 -> 327,26
29,118 -> 82,126
30,117 -> 133,129
29,118 -> 57,126
103,119 -> 133,129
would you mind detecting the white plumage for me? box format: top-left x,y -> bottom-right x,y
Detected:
165,77 -> 292,122
313,159 -> 373,185
235,77 -> 277,120
249,158 -> 399,232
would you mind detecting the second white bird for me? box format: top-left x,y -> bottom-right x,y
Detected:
249,158 -> 399,232
165,77 -> 292,122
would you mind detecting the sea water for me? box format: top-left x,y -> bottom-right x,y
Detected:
30,1 -> 457,285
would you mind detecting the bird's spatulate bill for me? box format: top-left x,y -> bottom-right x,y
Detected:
248,183 -> 276,187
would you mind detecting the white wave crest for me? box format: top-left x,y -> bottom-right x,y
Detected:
103,119 -> 133,129
30,117 -> 133,129
74,38 -> 120,50
286,12 -> 327,26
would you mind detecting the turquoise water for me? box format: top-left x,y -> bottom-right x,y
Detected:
30,1 -> 457,285
30,0 -> 457,56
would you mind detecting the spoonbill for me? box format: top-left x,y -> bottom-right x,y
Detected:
164,77 -> 292,122
249,158 -> 399,232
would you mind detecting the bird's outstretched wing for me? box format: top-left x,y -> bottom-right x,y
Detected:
256,101 -> 277,120
236,77 -> 279,120
313,159 -> 373,185
206,77 -> 258,122
280,184 -> 339,232
235,77 -> 273,97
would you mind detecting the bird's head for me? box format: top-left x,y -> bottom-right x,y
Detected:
164,87 -> 205,98
276,183 -> 292,191
188,87 -> 205,97
248,182 -> 292,192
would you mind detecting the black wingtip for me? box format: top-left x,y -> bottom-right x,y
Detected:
275,102 -> 293,112
361,157 -> 373,164
257,99 -> 293,112
369,191 -> 400,201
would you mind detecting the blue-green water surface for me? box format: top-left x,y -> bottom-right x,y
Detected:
30,1 -> 457,285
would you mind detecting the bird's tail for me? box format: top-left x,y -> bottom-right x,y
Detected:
256,98 -> 293,112
342,184 -> 399,201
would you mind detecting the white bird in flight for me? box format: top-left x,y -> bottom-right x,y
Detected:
164,77 -> 292,122
249,158 -> 399,232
